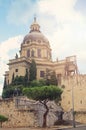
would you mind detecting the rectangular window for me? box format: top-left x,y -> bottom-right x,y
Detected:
15,69 -> 18,72
40,71 -> 44,77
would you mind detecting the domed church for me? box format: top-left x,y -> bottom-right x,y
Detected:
5,17 -> 77,85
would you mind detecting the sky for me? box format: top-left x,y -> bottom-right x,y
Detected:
0,0 -> 86,95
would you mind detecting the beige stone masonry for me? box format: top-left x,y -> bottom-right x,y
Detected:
0,98 -> 37,128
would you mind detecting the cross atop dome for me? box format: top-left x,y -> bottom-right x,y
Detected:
34,14 -> 36,22
30,16 -> 40,33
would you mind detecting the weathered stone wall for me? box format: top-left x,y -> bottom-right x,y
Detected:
0,98 -> 37,128
75,112 -> 86,124
0,97 -> 62,127
61,74 -> 86,123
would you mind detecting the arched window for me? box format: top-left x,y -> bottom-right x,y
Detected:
31,50 -> 35,57
38,49 -> 41,58
27,49 -> 30,57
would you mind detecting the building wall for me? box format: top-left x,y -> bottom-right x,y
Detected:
60,74 -> 86,124
75,112 -> 86,124
21,43 -> 51,61
61,75 -> 86,112
7,59 -> 31,84
9,63 -> 26,84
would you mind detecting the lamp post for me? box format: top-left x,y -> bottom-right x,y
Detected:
14,87 -> 19,108
71,76 -> 76,128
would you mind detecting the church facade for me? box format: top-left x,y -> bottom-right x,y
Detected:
5,17 -> 77,85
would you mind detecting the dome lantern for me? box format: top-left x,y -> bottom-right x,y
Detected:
23,17 -> 50,45
30,16 -> 40,33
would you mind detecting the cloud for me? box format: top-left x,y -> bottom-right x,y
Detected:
0,35 -> 23,95
38,0 -> 82,22
37,0 -> 86,73
7,0 -> 38,25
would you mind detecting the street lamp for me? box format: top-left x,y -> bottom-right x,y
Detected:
71,75 -> 76,128
14,88 -> 19,108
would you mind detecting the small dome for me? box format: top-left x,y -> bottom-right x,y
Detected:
23,17 -> 49,45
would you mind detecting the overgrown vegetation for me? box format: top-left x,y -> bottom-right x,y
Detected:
0,115 -> 8,128
2,78 -> 47,98
2,85 -> 23,98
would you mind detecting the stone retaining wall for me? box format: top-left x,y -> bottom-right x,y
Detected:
75,112 -> 86,124
0,98 -> 37,128
0,97 -> 62,127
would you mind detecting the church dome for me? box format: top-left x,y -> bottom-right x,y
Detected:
23,17 -> 49,46
20,17 -> 52,61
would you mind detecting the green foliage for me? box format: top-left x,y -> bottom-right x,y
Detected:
45,69 -> 51,79
3,77 -> 7,89
12,76 -> 25,86
30,80 -> 39,87
44,69 -> 58,86
0,115 -> 8,127
2,86 -> 15,98
50,71 -> 58,86
44,69 -> 51,85
2,85 -> 23,98
0,115 -> 8,122
11,70 -> 29,87
23,85 -> 62,101
2,74 -> 28,98
30,79 -> 46,87
39,79 -> 46,86
2,78 -> 47,98
29,59 -> 37,81
24,69 -> 29,86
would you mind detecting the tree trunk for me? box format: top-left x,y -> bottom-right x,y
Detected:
0,122 -> 2,128
42,101 -> 49,127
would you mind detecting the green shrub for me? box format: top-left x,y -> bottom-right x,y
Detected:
0,115 -> 8,127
